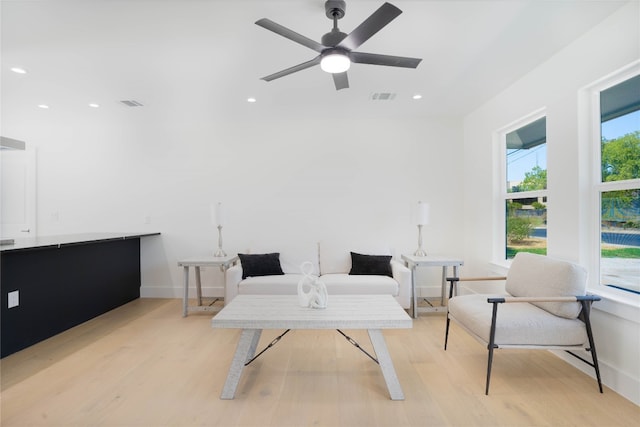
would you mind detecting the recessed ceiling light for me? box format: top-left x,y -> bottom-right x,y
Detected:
412,94 -> 423,100
88,103 -> 100,108
11,67 -> 27,74
37,104 -> 49,109
247,97 -> 257,103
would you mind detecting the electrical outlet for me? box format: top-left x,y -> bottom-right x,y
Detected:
8,290 -> 19,308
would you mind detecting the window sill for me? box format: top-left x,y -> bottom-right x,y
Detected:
489,260 -> 511,274
589,287 -> 640,323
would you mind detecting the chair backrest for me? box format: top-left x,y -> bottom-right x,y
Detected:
506,252 -> 587,319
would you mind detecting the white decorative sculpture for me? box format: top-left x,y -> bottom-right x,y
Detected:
297,261 -> 328,309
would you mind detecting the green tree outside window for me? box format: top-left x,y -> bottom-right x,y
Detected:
519,165 -> 547,191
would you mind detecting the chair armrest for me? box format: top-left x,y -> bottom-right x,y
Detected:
224,264 -> 243,304
446,276 -> 508,299
487,295 -> 601,304
447,276 -> 507,282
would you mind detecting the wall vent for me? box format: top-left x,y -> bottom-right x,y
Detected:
370,93 -> 396,101
120,100 -> 144,107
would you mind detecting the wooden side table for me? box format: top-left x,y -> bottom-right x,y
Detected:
401,254 -> 464,318
177,255 -> 238,317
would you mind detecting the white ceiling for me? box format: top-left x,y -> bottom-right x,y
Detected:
1,0 -> 629,122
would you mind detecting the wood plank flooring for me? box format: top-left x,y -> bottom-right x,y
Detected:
1,298 -> 638,426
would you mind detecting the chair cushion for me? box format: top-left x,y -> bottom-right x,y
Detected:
320,274 -> 399,295
506,252 -> 587,319
448,294 -> 588,346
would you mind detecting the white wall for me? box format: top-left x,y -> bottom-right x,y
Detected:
4,0 -> 637,405
2,100 -> 464,296
462,2 -> 640,404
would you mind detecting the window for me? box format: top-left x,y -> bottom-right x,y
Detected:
499,112 -> 548,260
596,74 -> 640,294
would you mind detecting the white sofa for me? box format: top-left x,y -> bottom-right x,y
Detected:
225,242 -> 412,309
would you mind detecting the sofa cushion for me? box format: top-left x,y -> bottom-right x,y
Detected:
448,294 -> 588,346
249,244 -> 319,275
238,253 -> 284,279
349,252 -> 392,277
239,274 -> 399,297
238,274 -> 307,295
319,241 -> 392,274
506,252 -> 587,319
320,274 -> 398,295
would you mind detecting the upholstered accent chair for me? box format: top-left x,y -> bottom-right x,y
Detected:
444,252 -> 603,395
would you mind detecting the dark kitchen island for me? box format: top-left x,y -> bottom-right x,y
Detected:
1,232 -> 160,357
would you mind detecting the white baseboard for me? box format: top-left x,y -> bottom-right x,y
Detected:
552,350 -> 640,406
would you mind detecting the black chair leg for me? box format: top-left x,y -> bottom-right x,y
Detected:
486,301 -> 500,395
444,316 -> 451,350
581,300 -> 604,393
486,345 -> 496,395
444,278 -> 457,351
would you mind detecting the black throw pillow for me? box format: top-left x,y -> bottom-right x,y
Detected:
349,252 -> 393,277
238,253 -> 285,279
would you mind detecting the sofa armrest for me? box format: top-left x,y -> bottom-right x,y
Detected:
391,259 -> 411,309
224,264 -> 243,304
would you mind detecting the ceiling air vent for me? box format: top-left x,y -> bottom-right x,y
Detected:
370,92 -> 396,101
120,100 -> 144,107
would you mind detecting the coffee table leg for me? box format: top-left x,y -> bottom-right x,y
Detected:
368,329 -> 404,400
220,329 -> 262,399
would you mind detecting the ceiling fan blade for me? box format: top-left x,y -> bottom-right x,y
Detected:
337,2 -> 402,51
260,56 -> 322,82
350,52 -> 422,68
256,18 -> 325,53
332,72 -> 349,90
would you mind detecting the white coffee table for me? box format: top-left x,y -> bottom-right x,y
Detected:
211,294 -> 412,400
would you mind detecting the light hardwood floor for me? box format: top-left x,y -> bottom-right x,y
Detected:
1,298 -> 638,426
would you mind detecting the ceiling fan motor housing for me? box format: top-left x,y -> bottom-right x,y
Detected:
256,1 -> 422,90
321,29 -> 348,47
325,0 -> 346,20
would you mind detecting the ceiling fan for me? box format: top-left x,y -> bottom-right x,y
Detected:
255,1 -> 422,90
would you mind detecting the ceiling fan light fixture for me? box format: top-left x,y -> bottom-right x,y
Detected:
256,2 -> 422,90
320,51 -> 350,74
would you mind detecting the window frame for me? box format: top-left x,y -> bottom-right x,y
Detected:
493,108 -> 548,264
586,60 -> 640,299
